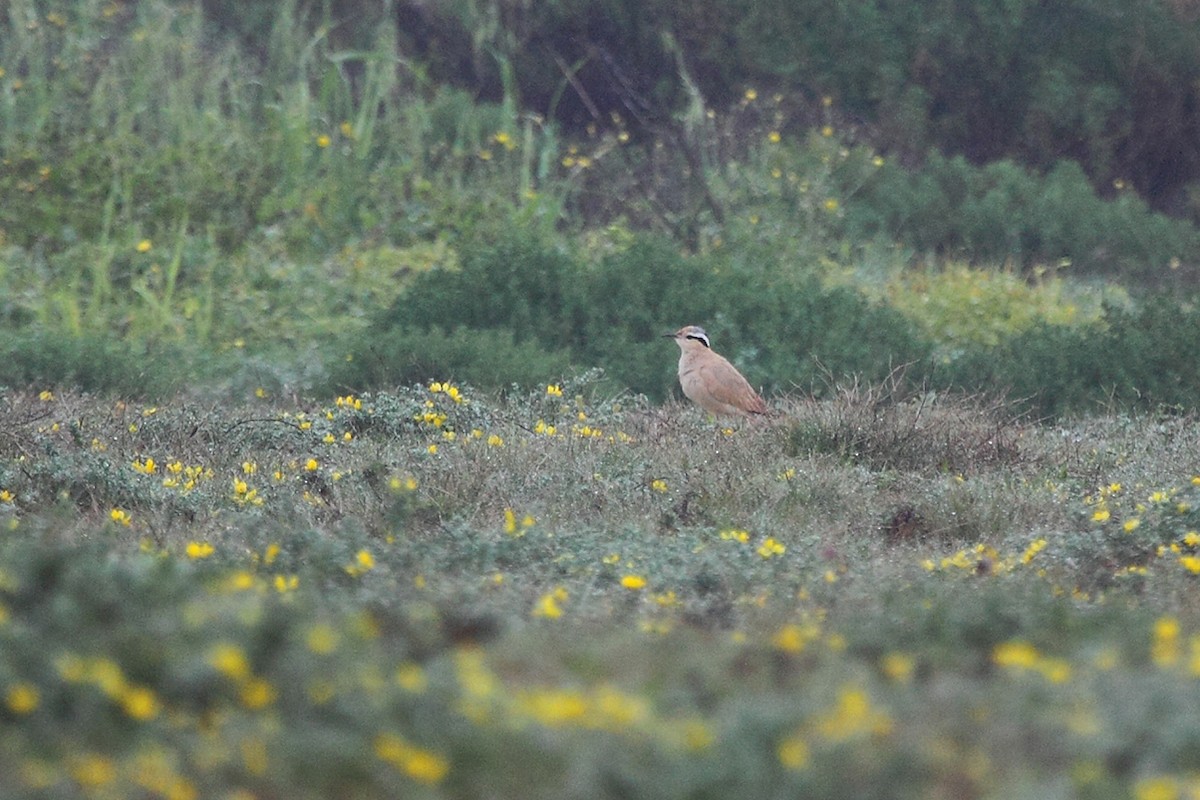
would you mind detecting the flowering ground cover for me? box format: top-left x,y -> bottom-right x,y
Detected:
3,381 -> 1200,799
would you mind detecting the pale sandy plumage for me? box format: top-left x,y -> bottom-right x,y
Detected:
664,325 -> 767,417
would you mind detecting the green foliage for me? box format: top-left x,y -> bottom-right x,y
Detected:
4,0 -> 1200,418
332,327 -> 575,393
0,330 -> 207,398
356,0 -> 1200,218
0,1 -> 275,251
881,263 -> 1113,351
937,294 -> 1200,418
0,0 -> 581,259
1063,477 -> 1200,591
848,155 -> 1200,276
353,229 -> 928,399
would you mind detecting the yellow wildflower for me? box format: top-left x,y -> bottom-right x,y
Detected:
240,678 -> 277,709
396,663 -> 428,693
881,652 -> 915,683
620,575 -> 647,590
210,643 -> 251,681
119,686 -> 160,720
757,537 -> 786,558
1020,538 -> 1048,564
1152,616 -> 1180,668
772,623 -> 813,653
306,624 -> 340,655
70,755 -> 117,788
533,589 -> 566,619
813,685 -> 893,740
777,734 -> 809,770
374,733 -> 449,784
5,682 -> 39,714
185,541 -> 214,559
993,640 -> 1040,669
1133,777 -> 1181,800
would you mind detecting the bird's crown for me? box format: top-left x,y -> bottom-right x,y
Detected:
667,325 -> 710,348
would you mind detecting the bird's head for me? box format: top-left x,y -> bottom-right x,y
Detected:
663,325 -> 711,351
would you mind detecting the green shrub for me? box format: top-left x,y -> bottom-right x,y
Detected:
0,330 -> 203,398
882,263 -> 1112,352
331,326 -> 575,393
847,155 -> 1200,277
935,294 -> 1200,417
358,228 -> 929,399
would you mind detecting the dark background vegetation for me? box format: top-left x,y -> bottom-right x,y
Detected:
359,0 -> 1200,218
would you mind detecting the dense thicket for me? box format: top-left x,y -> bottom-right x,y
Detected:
198,0 -> 1200,221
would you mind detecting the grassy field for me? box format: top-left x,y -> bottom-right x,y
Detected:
6,3 -> 1200,798
4,380 -> 1200,799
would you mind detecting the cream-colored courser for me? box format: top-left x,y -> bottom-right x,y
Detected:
664,325 -> 768,417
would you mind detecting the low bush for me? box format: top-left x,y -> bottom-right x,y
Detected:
847,155 -> 1200,277
0,330 -> 204,399
351,229 -> 929,399
331,327 -> 575,394
936,294 -> 1200,418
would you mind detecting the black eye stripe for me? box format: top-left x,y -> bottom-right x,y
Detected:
686,334 -> 710,347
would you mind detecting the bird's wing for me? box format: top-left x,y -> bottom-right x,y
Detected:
700,358 -> 768,414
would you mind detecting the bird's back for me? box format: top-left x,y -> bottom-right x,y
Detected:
678,349 -> 767,417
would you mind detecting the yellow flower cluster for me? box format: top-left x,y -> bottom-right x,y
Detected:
344,549 -> 375,577
452,646 -> 712,750
374,732 -> 449,785
503,508 -> 536,536
757,537 -> 786,559
777,684 -> 894,771
55,654 -> 161,720
992,640 -> 1072,683
208,642 -> 277,709
924,538 -> 1049,576
532,587 -> 569,619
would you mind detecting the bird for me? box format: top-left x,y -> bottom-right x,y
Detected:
664,325 -> 768,417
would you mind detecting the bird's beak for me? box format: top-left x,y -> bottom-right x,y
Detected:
661,331 -> 677,339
